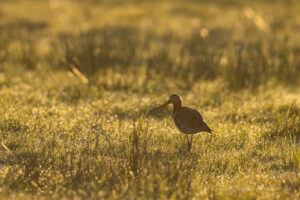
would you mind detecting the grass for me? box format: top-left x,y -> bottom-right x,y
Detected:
0,0 -> 300,199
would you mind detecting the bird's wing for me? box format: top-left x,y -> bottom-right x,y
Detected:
173,107 -> 204,134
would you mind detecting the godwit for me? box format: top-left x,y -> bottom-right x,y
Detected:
149,94 -> 212,151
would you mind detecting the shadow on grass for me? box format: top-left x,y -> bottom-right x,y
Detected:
0,19 -> 49,70
0,19 -> 48,34
56,25 -> 225,89
0,18 -> 299,90
56,24 -> 299,90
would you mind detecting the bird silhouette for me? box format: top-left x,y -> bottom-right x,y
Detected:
149,94 -> 212,151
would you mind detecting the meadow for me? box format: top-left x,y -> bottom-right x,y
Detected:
0,0 -> 300,199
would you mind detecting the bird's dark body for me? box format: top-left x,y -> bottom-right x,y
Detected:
149,94 -> 212,151
149,94 -> 212,135
173,107 -> 212,134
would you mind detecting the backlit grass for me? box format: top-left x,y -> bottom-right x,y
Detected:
0,0 -> 300,199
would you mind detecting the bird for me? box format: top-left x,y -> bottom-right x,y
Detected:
149,94 -> 212,151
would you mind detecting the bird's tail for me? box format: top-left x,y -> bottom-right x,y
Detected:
202,122 -> 213,134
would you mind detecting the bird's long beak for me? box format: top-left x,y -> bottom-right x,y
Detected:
148,100 -> 171,114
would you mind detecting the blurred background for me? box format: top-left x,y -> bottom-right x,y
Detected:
0,0 -> 299,92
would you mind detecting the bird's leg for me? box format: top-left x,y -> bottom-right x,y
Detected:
190,135 -> 193,149
185,134 -> 190,145
187,135 -> 193,152
186,134 -> 192,152
185,134 -> 191,151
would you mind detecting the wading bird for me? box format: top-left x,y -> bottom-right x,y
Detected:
149,94 -> 212,151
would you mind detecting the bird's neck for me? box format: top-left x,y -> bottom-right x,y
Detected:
172,102 -> 182,118
172,102 -> 182,112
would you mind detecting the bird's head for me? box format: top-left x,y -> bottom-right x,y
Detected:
148,94 -> 182,114
169,94 -> 181,105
